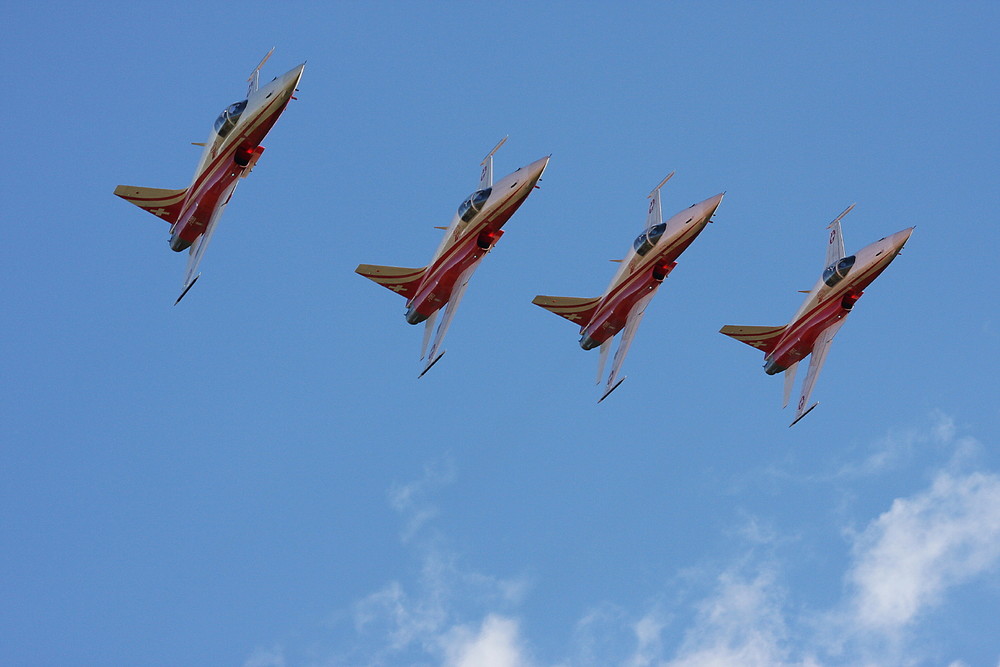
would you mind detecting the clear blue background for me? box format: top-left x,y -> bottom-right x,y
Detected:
2,2 -> 998,665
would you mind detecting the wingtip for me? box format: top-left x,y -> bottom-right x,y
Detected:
418,351 -> 446,378
598,376 -> 627,403
789,402 -> 819,427
174,274 -> 200,305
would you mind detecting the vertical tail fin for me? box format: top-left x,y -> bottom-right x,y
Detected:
479,136 -> 508,189
825,203 -> 854,266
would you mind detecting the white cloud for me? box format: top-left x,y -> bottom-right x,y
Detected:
624,611 -> 668,667
351,461 -> 531,666
440,614 -> 532,667
656,467 -> 1000,667
254,417 -> 1000,667
846,469 -> 1000,633
661,570 -> 805,667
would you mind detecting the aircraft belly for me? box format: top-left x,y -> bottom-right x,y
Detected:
173,167 -> 240,244
409,245 -> 479,318
583,279 -> 657,346
770,299 -> 848,371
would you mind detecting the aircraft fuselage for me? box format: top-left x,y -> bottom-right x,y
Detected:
404,157 -> 550,324
168,65 -> 304,251
578,193 -> 724,349
763,227 -> 913,374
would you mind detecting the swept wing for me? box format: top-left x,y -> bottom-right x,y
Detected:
789,318 -> 846,426
599,290 -> 657,402
176,181 -> 237,304
419,259 -> 482,377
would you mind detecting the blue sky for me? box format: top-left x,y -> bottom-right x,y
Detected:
2,2 -> 999,665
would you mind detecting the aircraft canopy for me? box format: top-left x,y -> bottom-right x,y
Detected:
458,188 -> 492,223
633,222 -> 667,256
214,100 -> 248,139
823,255 -> 856,287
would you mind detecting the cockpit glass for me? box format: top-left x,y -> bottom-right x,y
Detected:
458,188 -> 492,222
822,255 -> 856,287
633,223 -> 667,256
213,100 -> 248,138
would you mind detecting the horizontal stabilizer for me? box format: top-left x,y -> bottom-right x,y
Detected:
719,324 -> 787,355
532,295 -> 602,325
355,264 -> 427,300
114,185 -> 188,224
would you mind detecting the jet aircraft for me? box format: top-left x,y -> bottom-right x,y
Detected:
720,205 -> 913,426
533,174 -> 724,401
356,138 -> 550,376
115,49 -> 304,304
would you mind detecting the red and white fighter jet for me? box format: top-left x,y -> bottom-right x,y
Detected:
721,205 -> 913,426
534,173 -> 724,401
115,50 -> 304,304
356,138 -> 550,376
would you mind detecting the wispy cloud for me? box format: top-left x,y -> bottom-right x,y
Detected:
439,614 -> 533,667
351,459 -> 531,666
834,410 -> 959,479
661,570 -> 820,667
245,416 -> 1000,667
845,469 -> 1000,634
388,458 -> 457,543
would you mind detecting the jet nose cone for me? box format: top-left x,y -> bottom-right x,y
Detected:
890,226 -> 914,249
281,63 -> 305,94
528,155 -> 550,179
704,192 -> 725,217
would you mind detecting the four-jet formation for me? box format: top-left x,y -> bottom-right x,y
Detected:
356,138 -> 550,376
721,205 -> 913,426
534,173 -> 724,401
113,57 -> 913,420
115,49 -> 304,304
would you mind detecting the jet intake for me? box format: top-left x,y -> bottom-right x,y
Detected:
477,230 -> 500,250
234,145 -> 256,167
652,260 -> 676,282
841,291 -> 862,310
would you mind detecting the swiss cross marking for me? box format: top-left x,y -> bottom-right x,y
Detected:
149,208 -> 168,217
388,284 -> 405,292
565,313 -> 581,321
